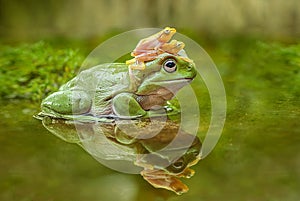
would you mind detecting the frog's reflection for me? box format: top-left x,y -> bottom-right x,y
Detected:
41,117 -> 201,195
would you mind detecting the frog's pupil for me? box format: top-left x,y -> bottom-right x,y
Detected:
166,61 -> 175,68
173,161 -> 184,169
163,59 -> 177,73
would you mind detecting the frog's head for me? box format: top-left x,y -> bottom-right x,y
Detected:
140,135 -> 200,195
139,133 -> 201,195
135,53 -> 196,99
158,27 -> 176,42
138,128 -> 201,175
165,135 -> 201,174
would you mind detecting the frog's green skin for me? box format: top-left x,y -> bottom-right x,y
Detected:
40,53 -> 196,120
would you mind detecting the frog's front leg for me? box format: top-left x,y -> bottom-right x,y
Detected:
112,93 -> 147,119
141,169 -> 189,195
126,50 -> 159,70
177,168 -> 195,178
160,40 -> 185,55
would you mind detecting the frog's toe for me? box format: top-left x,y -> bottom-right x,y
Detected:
178,168 -> 195,178
170,179 -> 189,195
128,61 -> 146,70
142,175 -> 189,195
126,58 -> 136,65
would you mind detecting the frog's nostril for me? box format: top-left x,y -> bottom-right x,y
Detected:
187,64 -> 192,71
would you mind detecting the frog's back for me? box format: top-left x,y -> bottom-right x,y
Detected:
57,63 -> 131,115
60,63 -> 130,94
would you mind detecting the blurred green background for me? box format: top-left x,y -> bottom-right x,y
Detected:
0,0 -> 300,201
1,0 -> 300,40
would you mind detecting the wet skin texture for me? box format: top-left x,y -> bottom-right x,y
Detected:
41,53 -> 196,120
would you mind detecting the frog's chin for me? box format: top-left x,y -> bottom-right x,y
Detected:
152,78 -> 193,96
155,78 -> 193,87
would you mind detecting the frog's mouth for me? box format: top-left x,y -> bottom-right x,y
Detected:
152,78 -> 193,96
135,78 -> 193,110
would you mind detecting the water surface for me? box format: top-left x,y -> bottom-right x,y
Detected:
1,40 -> 300,201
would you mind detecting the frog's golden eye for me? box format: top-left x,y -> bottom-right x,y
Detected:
164,29 -> 171,34
172,158 -> 185,170
163,59 -> 177,73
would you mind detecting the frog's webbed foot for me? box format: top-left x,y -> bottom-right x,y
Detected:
141,170 -> 189,195
177,168 -> 195,178
126,58 -> 146,70
128,67 -> 141,91
160,40 -> 185,55
126,50 -> 159,70
127,60 -> 145,91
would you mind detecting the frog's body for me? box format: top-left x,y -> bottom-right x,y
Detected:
131,27 -> 176,57
40,53 -> 196,120
126,27 -> 186,70
37,30 -> 200,195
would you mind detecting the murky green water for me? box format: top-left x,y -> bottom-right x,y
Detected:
1,39 -> 300,201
